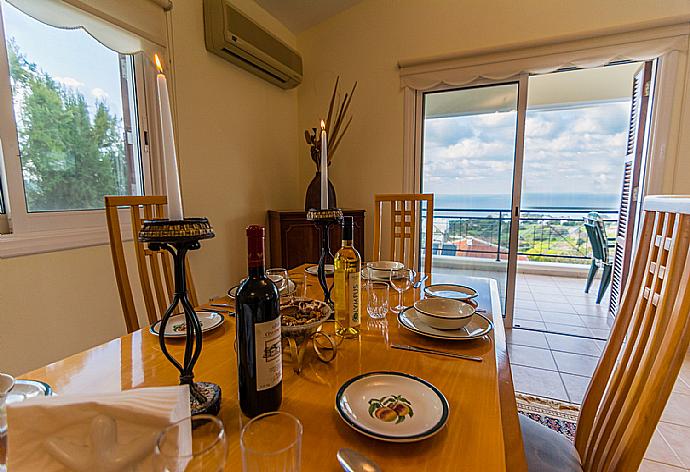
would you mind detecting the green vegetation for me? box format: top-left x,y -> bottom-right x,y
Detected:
8,40 -> 129,212
446,213 -> 617,264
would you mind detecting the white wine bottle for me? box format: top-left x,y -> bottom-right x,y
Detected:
334,216 -> 362,337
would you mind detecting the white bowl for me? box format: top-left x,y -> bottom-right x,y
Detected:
366,261 -> 405,280
413,298 -> 475,330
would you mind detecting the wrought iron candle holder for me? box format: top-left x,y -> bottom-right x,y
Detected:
306,208 -> 343,307
138,218 -> 221,415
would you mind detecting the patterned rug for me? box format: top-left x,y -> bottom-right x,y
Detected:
516,393 -> 580,442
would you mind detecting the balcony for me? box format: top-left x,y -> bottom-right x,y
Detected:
424,207 -> 616,332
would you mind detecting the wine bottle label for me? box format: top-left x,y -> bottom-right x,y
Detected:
348,272 -> 361,328
254,318 -> 282,391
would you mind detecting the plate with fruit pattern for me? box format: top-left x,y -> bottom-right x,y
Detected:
150,311 -> 225,338
335,371 -> 449,442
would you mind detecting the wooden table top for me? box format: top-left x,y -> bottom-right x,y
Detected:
22,264 -> 526,471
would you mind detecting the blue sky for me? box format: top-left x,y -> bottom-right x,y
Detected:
422,101 -> 631,197
2,0 -> 124,120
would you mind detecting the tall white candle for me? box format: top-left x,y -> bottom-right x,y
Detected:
320,120 -> 328,210
155,54 -> 184,220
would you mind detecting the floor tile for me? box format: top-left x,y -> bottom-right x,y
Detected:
645,428 -> 686,468
511,364 -> 568,401
638,460 -> 688,471
590,328 -> 612,339
545,333 -> 601,356
560,372 -> 590,404
512,320 -> 547,330
514,308 -> 542,321
506,329 -> 549,349
515,300 -> 539,311
571,303 -> 609,316
536,301 -> 577,314
661,393 -> 690,427
673,378 -> 690,396
514,290 -> 534,301
544,323 -> 594,338
508,345 -> 557,370
579,316 -> 614,330
529,286 -> 564,296
552,351 -> 599,377
658,422 -> 690,467
594,339 -> 608,354
540,311 -> 585,327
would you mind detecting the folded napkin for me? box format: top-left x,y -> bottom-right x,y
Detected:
6,385 -> 190,472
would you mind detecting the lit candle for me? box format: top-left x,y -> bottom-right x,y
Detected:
320,120 -> 328,210
155,54 -> 184,221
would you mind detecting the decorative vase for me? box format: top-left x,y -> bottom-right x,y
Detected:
305,171 -> 337,211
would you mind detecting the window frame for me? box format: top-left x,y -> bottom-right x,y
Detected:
0,2 -> 159,257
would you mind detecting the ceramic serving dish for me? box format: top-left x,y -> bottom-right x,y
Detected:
398,308 -> 493,341
424,284 -> 478,301
413,298 -> 475,330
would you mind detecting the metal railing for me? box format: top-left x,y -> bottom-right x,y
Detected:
422,207 -> 618,264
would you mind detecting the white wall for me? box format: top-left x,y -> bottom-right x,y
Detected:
295,0 -> 690,260
0,0 -> 300,376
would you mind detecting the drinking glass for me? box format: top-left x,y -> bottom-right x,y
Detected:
390,268 -> 414,313
154,415 -> 227,472
267,268 -> 289,294
366,282 -> 389,319
0,373 -> 14,472
241,411 -> 302,472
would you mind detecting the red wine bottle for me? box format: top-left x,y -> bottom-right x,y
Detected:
236,225 -> 282,417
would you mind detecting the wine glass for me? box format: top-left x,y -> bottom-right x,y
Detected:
266,268 -> 289,294
154,415 -> 227,472
389,268 -> 414,313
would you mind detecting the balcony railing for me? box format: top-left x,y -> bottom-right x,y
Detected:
422,207 -> 618,264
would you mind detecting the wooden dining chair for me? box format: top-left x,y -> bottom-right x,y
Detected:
373,194 -> 434,275
520,195 -> 690,472
105,196 -> 199,333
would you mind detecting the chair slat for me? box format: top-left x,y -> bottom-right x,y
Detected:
144,204 -> 170,317
130,205 -> 159,326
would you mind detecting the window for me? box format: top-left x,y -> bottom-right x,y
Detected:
0,0 -> 155,253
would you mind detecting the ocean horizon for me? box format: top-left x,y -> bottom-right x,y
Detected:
432,193 -> 620,216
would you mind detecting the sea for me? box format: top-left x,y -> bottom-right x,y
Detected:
433,193 -> 620,217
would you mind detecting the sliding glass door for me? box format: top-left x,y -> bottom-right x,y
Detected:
420,80 -> 526,319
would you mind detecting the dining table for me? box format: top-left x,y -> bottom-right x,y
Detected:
19,264 -> 527,471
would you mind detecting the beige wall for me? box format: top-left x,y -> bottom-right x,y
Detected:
0,0 -> 300,376
296,0 -> 690,260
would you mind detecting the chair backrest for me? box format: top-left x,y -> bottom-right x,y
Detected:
584,212 -> 609,263
575,196 -> 690,471
373,194 -> 434,275
105,196 -> 198,333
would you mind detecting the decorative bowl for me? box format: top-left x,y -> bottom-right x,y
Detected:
413,298 -> 475,330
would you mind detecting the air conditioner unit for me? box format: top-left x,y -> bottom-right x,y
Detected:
203,0 -> 303,89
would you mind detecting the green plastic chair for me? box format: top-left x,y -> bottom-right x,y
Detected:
584,212 -> 612,304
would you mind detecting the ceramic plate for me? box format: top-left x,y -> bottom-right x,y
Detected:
398,307 -> 493,340
413,298 -> 474,319
228,279 -> 297,299
424,284 -> 478,301
367,261 -> 405,271
10,379 -> 53,399
305,264 -> 334,276
335,371 -> 449,443
151,311 -> 225,338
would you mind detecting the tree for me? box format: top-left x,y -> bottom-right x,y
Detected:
7,40 -> 127,211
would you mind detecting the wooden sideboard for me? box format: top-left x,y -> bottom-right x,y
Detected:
267,210 -> 365,269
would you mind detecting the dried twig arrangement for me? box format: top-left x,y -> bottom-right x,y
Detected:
304,76 -> 357,170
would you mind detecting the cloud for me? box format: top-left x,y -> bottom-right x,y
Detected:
54,76 -> 84,88
91,88 -> 109,100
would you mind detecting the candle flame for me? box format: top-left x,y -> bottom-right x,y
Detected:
154,54 -> 163,73
320,119 -> 325,130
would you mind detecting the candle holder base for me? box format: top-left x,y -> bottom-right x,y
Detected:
307,209 -> 343,308
190,381 -> 222,416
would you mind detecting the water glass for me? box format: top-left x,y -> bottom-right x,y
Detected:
293,271 -> 309,300
390,268 -> 415,313
267,268 -> 289,293
0,373 -> 14,471
241,411 -> 302,472
366,282 -> 389,319
154,415 -> 227,472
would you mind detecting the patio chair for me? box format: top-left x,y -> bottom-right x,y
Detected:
441,243 -> 457,256
584,211 -> 612,304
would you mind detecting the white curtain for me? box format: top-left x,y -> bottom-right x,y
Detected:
6,0 -> 170,53
399,24 -> 689,90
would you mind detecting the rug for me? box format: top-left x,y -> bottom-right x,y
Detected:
515,393 -> 580,442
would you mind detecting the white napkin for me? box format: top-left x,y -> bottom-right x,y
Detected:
6,385 -> 190,472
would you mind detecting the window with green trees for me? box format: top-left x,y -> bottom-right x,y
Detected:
1,0 -> 143,214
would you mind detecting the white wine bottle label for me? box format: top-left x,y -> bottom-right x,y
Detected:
348,272 -> 361,328
254,318 -> 282,391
